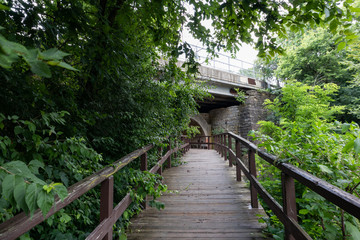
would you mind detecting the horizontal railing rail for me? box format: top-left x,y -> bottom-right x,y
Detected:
189,135 -> 213,149
0,137 -> 190,240
212,132 -> 360,240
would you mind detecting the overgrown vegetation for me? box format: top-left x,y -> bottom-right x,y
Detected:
1,0 -> 360,239
251,81 -> 360,239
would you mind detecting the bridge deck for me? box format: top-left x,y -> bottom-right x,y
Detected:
127,149 -> 267,239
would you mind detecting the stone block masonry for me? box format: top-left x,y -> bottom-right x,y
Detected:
238,90 -> 273,139
208,90 -> 273,139
210,106 -> 240,134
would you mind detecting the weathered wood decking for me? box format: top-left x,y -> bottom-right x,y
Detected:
127,149 -> 267,239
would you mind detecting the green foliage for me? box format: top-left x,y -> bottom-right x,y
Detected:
186,0 -> 358,60
234,88 -> 246,104
251,81 -> 360,239
1,0 -> 360,239
0,28 -> 77,77
258,26 -> 360,122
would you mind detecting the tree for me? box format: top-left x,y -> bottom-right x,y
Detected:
256,26 -> 360,122
1,0 -> 360,239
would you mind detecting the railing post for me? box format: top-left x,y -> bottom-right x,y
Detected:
228,135 -> 232,167
100,176 -> 114,240
167,141 -> 172,166
207,136 -> 210,150
140,152 -> 147,172
236,139 -> 242,181
248,149 -> 258,208
220,135 -> 223,157
166,139 -> 172,163
223,134 -> 227,161
215,135 -> 218,152
174,138 -> 177,160
216,135 -> 218,151
140,152 -> 148,209
282,172 -> 298,240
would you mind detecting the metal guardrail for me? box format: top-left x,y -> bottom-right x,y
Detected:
179,44 -> 281,88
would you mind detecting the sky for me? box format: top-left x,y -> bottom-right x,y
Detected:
180,9 -> 259,65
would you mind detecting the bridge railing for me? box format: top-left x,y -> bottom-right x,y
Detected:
184,44 -> 262,79
0,137 -> 190,240
179,44 -> 282,88
213,132 -> 360,240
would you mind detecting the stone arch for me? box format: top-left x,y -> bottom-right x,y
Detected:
190,114 -> 211,136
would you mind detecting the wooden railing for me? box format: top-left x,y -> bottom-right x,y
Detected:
212,132 -> 360,240
189,135 -> 213,149
0,137 -> 190,240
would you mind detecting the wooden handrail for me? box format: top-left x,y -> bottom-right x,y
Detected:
211,132 -> 360,240
0,138 -> 190,240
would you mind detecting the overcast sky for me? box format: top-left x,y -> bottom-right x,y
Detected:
180,11 -> 259,65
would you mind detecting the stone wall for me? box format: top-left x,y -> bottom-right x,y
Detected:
238,90 -> 273,139
192,90 -> 272,139
200,113 -> 210,124
209,106 -> 240,134
203,90 -> 272,139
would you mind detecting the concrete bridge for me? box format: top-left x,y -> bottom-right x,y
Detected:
185,55 -> 274,140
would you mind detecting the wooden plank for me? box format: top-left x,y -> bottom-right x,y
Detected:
127,149 -> 266,239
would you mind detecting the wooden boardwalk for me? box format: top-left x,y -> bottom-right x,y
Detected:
127,149 -> 267,239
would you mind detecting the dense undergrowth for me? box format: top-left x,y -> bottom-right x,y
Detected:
251,81 -> 360,239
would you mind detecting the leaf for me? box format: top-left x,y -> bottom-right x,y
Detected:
319,164 -> 333,174
119,233 -> 127,240
343,140 -> 354,153
25,183 -> 39,216
57,61 -> 78,71
0,53 -> 17,68
28,60 -> 52,78
350,7 -> 360,13
299,209 -> 309,215
346,35 -> 359,40
59,212 -> 71,223
354,138 -> 360,154
53,184 -> 67,201
4,161 -> 32,177
59,172 -> 69,187
0,4 -> 10,10
341,123 -> 350,133
329,20 -> 337,32
27,122 -> 36,133
345,221 -> 360,240
37,189 -> 54,217
0,35 -> 28,55
28,160 -> 44,174
23,49 -> 39,63
40,48 -> 70,60
14,126 -> 23,135
337,42 -> 346,51
14,175 -> 28,213
2,174 -> 15,203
